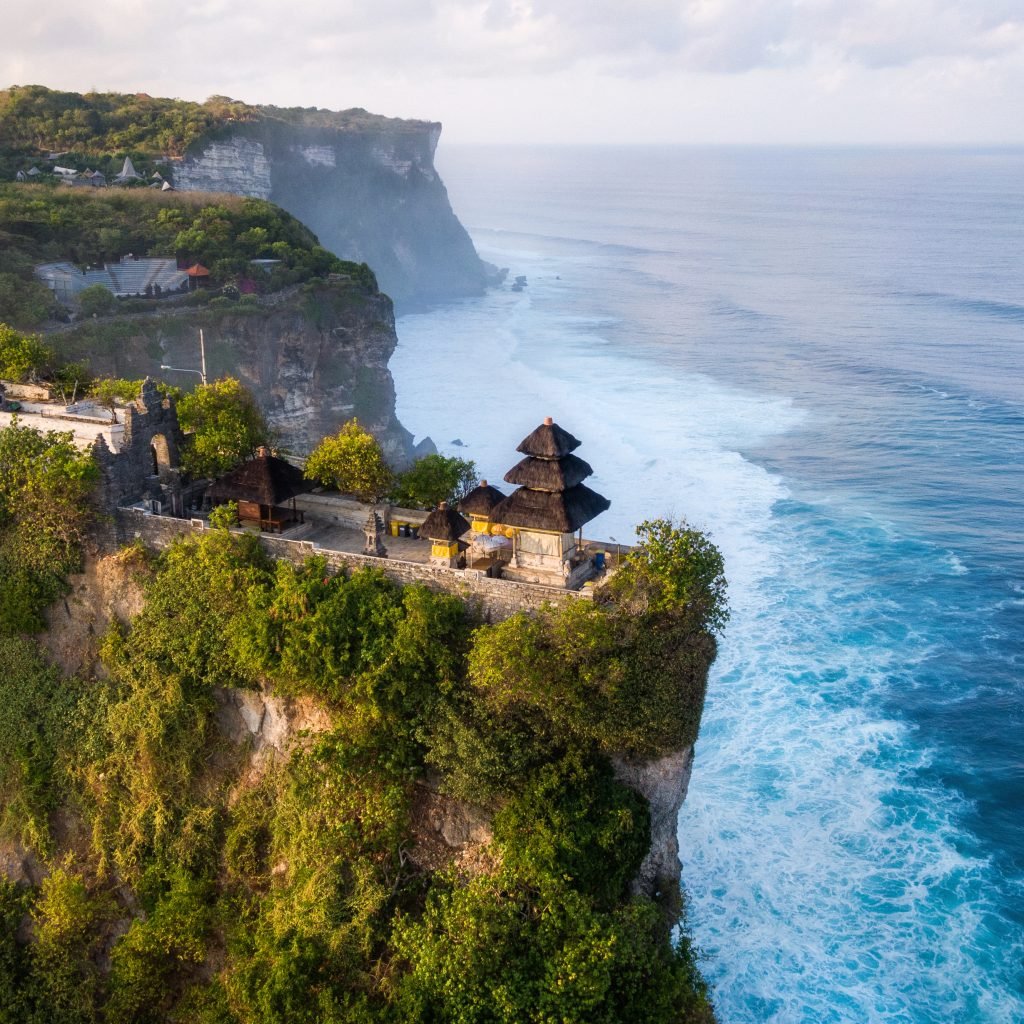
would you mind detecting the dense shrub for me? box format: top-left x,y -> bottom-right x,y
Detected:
0,180 -> 375,326
0,638 -> 85,852
176,377 -> 270,479
0,418 -> 98,633
0,518 -> 722,1022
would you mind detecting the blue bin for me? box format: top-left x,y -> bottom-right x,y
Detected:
594,551 -> 606,570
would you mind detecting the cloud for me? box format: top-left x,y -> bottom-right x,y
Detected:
2,0 -> 1022,90
0,0 -> 1021,144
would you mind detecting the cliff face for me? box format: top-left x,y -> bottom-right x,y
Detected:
39,547 -> 695,902
47,282 -> 418,462
172,122 -> 489,310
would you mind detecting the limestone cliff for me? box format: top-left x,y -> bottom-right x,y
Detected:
171,120 -> 490,310
38,547 -> 696,902
46,280 -> 418,462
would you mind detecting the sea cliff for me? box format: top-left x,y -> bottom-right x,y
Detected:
1,86 -> 493,309
45,280 -> 419,461
170,120 -> 489,310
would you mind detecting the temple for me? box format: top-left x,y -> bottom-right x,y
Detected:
490,416 -> 610,588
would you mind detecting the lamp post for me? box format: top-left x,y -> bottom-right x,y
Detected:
160,328 -> 208,385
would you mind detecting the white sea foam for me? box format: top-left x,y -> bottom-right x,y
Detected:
392,238 -> 1024,1023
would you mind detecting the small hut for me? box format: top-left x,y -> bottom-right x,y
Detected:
458,479 -> 510,566
187,263 -> 210,289
419,501 -> 470,568
490,416 -> 610,584
114,156 -> 144,183
208,448 -> 311,532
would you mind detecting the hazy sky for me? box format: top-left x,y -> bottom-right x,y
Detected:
3,1 -> 1023,144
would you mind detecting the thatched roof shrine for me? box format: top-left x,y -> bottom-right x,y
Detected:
491,417 -> 610,533
420,502 -> 470,542
209,451 -> 311,506
516,419 -> 581,458
491,483 -> 610,534
504,452 -> 593,491
458,480 -> 505,517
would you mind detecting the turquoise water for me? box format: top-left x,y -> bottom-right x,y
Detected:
390,146 -> 1024,1023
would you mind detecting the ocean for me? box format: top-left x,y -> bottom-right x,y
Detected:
389,145 -> 1024,1023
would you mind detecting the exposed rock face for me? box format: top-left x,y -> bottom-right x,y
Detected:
172,138 -> 272,198
47,280 -> 416,462
41,545 -> 149,676
213,687 -> 333,775
172,123 -> 488,310
614,746 -> 696,899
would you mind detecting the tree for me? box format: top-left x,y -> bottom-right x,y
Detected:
177,377 -> 269,479
78,284 -> 116,318
0,418 -> 98,633
0,323 -> 50,382
88,378 -> 142,424
389,453 -> 476,510
602,518 -> 729,634
50,361 -> 93,405
303,419 -> 392,501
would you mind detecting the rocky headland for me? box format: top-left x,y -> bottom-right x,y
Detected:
171,117 -> 494,310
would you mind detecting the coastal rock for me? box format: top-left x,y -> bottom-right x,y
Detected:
0,839 -> 44,887
171,123 -> 487,310
213,687 -> 333,770
171,138 -> 272,199
48,280 -> 416,463
613,745 -> 695,899
408,782 -> 496,875
41,544 -> 149,676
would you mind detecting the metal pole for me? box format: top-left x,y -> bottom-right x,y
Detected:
199,329 -> 207,385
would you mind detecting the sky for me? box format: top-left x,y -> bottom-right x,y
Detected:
3,1 -> 1024,144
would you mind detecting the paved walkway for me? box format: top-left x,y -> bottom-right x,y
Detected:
303,521 -> 433,563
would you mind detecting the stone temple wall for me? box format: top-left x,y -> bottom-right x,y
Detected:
92,380 -> 186,515
115,507 -> 586,624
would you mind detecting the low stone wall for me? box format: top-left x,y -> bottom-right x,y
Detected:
116,507 -> 586,622
293,492 -> 429,532
0,380 -> 53,401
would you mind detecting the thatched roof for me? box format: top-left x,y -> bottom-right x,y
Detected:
516,417 -> 581,459
420,503 -> 470,542
458,480 -> 506,517
491,483 -> 610,533
209,453 -> 311,505
504,453 -> 593,492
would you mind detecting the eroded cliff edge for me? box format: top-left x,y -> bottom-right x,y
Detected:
46,279 -> 417,461
31,546 -> 699,907
172,120 -> 490,310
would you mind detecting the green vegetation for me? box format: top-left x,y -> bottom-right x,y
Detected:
0,85 -> 426,178
0,322 -> 50,381
389,452 -> 477,510
0,418 -> 97,633
177,377 -> 270,478
78,282 -> 116,317
0,183 -> 376,328
0,516 -> 723,1020
305,428 -> 478,510
304,418 -> 394,502
0,86 -> 256,167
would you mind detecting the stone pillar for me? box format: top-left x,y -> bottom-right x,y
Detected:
363,511 -> 387,557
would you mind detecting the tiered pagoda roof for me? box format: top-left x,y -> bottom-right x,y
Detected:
491,417 -> 610,533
